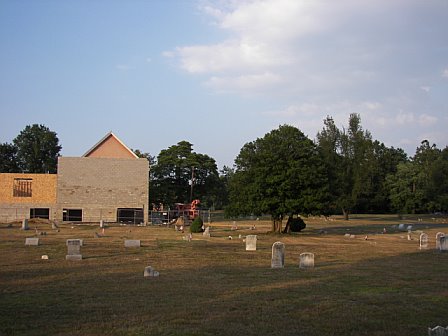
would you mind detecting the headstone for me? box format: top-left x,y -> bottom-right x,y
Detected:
439,236 -> 448,252
66,239 -> 82,260
344,233 -> 351,238
41,255 -> 49,260
100,220 -> 105,228
271,242 -> 285,268
66,239 -> 83,246
406,225 -> 413,231
25,238 -> 39,246
398,223 -> 406,231
22,219 -> 29,230
144,266 -> 159,278
124,240 -> 141,247
428,326 -> 448,336
436,232 -> 445,250
419,233 -> 429,250
231,221 -> 238,230
299,252 -> 315,269
245,235 -> 257,251
203,227 -> 210,238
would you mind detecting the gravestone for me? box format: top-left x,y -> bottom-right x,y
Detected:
299,252 -> 315,269
436,232 -> 445,250
271,242 -> 285,268
144,266 -> 159,278
231,221 -> 238,231
428,326 -> 448,336
25,238 -> 39,246
66,239 -> 82,260
245,235 -> 257,251
100,220 -> 105,228
203,227 -> 210,238
66,239 -> 83,246
419,233 -> 429,250
406,225 -> 413,231
124,240 -> 141,247
22,219 -> 29,230
439,236 -> 448,252
398,223 -> 406,231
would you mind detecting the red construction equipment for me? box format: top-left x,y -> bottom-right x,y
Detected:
174,199 -> 201,220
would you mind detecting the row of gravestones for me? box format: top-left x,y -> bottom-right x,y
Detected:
419,232 -> 448,251
21,219 -> 106,230
244,237 -> 314,269
25,238 -> 143,260
271,241 -> 315,269
25,232 -> 447,264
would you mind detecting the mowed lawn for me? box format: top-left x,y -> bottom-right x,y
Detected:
1,215 -> 448,336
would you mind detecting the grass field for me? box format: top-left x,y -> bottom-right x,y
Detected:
1,215 -> 448,336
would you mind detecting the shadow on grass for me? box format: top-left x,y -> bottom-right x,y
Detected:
1,244 -> 448,336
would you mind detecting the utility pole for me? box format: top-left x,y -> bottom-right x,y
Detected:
190,166 -> 194,202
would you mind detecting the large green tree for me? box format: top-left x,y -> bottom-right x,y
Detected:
226,125 -> 329,233
0,142 -> 20,172
13,124 -> 62,173
150,141 -> 222,208
387,141 -> 448,213
317,114 -> 406,218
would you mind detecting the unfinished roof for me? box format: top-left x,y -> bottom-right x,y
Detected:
83,132 -> 138,159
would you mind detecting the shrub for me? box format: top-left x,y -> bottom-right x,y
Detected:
283,216 -> 306,233
190,216 -> 204,233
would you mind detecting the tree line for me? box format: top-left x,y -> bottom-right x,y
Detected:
2,118 -> 447,230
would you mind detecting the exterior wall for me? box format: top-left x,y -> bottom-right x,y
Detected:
56,157 -> 149,223
0,173 -> 57,222
85,135 -> 136,158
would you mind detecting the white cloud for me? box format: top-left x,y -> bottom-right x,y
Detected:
395,111 -> 415,125
176,38 -> 289,74
443,68 -> 448,78
418,114 -> 437,126
420,86 -> 431,93
205,72 -> 283,92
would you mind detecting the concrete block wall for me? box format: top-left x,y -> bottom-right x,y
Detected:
56,157 -> 149,223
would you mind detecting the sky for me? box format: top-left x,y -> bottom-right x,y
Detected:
1,0 -> 447,169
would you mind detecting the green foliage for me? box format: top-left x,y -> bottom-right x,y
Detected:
317,114 -> 407,218
386,141 -> 448,213
283,216 -> 306,233
0,142 -> 20,173
150,141 -> 224,208
190,216 -> 204,233
226,125 -> 329,231
13,124 -> 62,173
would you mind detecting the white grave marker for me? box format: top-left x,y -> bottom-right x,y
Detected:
299,252 -> 315,269
436,232 -> 445,250
419,233 -> 429,250
22,219 -> 29,230
66,239 -> 82,260
271,242 -> 285,268
25,238 -> 39,246
245,235 -> 257,251
439,236 -> 448,252
124,240 -> 141,247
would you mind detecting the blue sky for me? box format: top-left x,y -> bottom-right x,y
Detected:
1,0 -> 447,169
